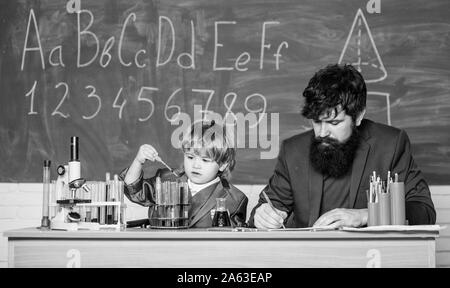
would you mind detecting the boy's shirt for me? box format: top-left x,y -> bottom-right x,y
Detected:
119,168 -> 248,228
188,177 -> 220,197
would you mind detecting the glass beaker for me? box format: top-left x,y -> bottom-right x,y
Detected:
149,179 -> 190,229
212,198 -> 232,227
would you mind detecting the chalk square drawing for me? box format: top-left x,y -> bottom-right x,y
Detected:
366,92 -> 391,126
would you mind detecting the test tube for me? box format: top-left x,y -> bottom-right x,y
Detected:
99,182 -> 106,225
86,209 -> 92,222
41,160 -> 51,229
91,182 -> 98,222
49,180 -> 57,218
184,182 -> 189,204
174,181 -> 180,205
86,181 -> 92,222
80,205 -> 86,222
179,183 -> 184,205
119,181 -> 124,203
119,181 -> 126,230
170,181 -> 177,205
155,176 -> 162,205
178,182 -> 184,219
113,175 -> 119,224
164,181 -> 169,205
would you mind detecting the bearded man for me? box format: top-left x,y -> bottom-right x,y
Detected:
248,64 -> 436,228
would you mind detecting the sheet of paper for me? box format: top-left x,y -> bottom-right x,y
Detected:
340,224 -> 444,232
206,226 -> 337,232
207,225 -> 444,232
267,226 -> 338,232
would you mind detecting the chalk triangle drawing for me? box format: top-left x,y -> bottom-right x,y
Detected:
338,9 -> 387,83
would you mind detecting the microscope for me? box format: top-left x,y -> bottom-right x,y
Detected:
50,177 -> 99,231
47,137 -> 125,231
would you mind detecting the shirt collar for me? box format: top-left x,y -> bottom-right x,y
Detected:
188,177 -> 220,196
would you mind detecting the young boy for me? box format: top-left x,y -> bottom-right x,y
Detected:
120,120 -> 248,228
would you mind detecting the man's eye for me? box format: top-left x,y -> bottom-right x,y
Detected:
186,155 -> 194,159
330,121 -> 341,125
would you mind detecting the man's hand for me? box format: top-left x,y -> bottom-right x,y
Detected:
313,208 -> 368,229
135,144 -> 159,165
254,203 -> 288,229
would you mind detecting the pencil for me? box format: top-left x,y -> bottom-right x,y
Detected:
262,190 -> 286,229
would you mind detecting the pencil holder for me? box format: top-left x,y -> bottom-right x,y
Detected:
368,202 -> 379,227
379,192 -> 391,225
390,182 -> 406,225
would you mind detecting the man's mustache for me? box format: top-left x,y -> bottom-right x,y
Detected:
315,136 -> 340,146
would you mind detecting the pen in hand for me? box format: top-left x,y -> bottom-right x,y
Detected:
262,190 -> 286,229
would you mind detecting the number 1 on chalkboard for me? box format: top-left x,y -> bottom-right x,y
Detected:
25,80 -> 38,115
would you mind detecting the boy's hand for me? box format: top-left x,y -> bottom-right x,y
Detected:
135,144 -> 159,165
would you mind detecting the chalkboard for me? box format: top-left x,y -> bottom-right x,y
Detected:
1,0 -> 449,184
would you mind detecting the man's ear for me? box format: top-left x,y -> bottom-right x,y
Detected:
356,109 -> 366,126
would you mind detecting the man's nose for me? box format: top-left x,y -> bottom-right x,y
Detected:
318,123 -> 330,138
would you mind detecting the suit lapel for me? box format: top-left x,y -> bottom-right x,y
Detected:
349,138 -> 370,208
308,161 -> 323,226
189,182 -> 226,227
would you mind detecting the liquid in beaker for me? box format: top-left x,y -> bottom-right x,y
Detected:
212,198 -> 231,227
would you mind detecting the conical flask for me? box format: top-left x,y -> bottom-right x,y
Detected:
212,198 -> 231,227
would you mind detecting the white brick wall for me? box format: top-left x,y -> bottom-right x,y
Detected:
1,183 -> 449,267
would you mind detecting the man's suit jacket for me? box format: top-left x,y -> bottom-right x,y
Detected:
120,168 -> 248,228
248,119 -> 436,227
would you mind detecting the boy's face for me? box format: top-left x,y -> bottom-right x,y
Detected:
184,149 -> 220,184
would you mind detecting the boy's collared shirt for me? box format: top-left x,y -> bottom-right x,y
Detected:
188,177 -> 220,196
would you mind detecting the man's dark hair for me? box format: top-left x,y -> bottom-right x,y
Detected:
301,64 -> 367,121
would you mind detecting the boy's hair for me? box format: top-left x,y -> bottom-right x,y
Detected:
301,64 -> 367,121
181,120 -> 236,180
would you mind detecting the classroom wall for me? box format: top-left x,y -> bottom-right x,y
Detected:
0,183 -> 448,268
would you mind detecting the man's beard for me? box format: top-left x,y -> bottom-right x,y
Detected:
309,126 -> 361,178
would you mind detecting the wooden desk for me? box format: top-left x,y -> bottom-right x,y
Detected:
4,227 -> 437,267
